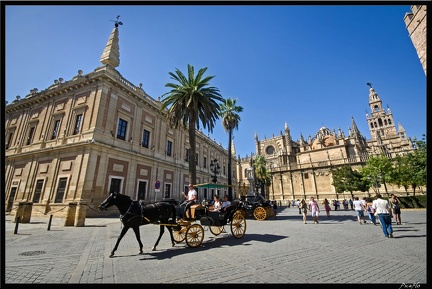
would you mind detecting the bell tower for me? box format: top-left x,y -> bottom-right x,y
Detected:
365,83 -> 397,141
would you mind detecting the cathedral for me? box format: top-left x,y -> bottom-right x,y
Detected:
236,83 -> 417,202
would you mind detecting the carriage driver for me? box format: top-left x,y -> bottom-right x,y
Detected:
179,184 -> 197,219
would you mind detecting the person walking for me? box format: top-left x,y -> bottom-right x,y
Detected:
390,194 -> 402,225
372,193 -> 394,238
349,198 -> 354,210
296,199 -> 301,214
353,197 -> 366,224
343,199 -> 348,210
322,198 -> 331,217
333,199 -> 338,211
272,201 -> 278,219
308,196 -> 320,224
365,197 -> 377,226
300,199 -> 308,224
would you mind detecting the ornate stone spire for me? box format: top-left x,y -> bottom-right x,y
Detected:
231,138 -> 236,156
100,16 -> 122,68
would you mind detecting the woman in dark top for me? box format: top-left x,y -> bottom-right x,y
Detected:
390,194 -> 402,225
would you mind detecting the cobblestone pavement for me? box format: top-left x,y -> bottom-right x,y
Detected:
3,207 -> 427,284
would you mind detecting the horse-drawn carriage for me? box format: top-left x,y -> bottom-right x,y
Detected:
98,191 -> 246,257
238,193 -> 275,221
164,198 -> 246,248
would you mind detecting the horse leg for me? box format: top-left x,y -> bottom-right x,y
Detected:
132,226 -> 144,255
167,225 -> 175,247
111,226 -> 130,258
152,225 -> 165,251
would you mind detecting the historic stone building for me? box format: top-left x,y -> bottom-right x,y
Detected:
237,84 -> 417,202
4,23 -> 236,223
404,5 -> 427,75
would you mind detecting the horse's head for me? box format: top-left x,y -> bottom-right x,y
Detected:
98,192 -> 119,211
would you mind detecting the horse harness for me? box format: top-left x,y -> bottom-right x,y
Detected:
120,201 -> 165,224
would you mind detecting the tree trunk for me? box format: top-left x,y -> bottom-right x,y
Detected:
188,122 -> 197,186
227,129 -> 233,200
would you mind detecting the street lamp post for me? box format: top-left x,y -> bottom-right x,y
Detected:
209,159 -> 220,183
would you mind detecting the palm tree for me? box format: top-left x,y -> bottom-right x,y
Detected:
160,64 -> 224,185
253,155 -> 272,198
220,98 -> 243,200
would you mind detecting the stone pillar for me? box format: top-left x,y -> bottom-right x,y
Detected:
64,202 -> 77,226
14,202 -> 33,223
74,202 -> 86,227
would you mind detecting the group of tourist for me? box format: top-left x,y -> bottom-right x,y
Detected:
293,194 -> 402,238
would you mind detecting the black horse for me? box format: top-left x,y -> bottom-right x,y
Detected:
98,192 -> 177,257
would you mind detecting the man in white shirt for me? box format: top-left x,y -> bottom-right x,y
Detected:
372,193 -> 394,238
180,184 -> 197,219
353,197 -> 366,224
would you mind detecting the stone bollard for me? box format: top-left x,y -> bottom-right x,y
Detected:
14,202 -> 33,223
64,202 -> 77,226
74,202 -> 86,227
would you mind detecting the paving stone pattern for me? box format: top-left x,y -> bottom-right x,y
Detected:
4,207 -> 427,284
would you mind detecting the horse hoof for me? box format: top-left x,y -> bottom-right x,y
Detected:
139,251 -> 144,255
109,253 -> 114,258
152,247 -> 156,251
172,243 -> 175,247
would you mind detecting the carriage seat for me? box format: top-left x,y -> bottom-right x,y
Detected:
185,203 -> 205,219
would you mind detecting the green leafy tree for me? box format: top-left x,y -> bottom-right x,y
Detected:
331,165 -> 368,199
405,135 -> 426,195
220,98 -> 243,200
160,64 -> 224,185
391,155 -> 412,193
360,155 -> 394,198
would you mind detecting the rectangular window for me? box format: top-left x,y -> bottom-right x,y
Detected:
6,132 -> 14,149
185,149 -> 189,162
110,178 -> 122,194
7,187 -> 17,212
195,153 -> 198,166
141,129 -> 150,148
117,118 -> 128,140
304,173 -> 309,179
166,140 -> 172,156
52,120 -> 61,139
203,156 -> 207,168
33,179 -> 44,203
73,114 -> 83,135
164,183 -> 171,199
54,177 -> 67,203
137,181 -> 147,200
26,127 -> 35,145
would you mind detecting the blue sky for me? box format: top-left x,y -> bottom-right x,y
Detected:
4,4 -> 426,157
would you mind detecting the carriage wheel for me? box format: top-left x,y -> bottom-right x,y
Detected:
173,225 -> 187,243
234,209 -> 246,218
254,206 -> 267,221
231,213 -> 246,239
185,224 -> 204,248
209,225 -> 224,236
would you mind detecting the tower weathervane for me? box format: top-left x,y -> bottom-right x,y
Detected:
366,82 -> 373,88
111,15 -> 123,28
